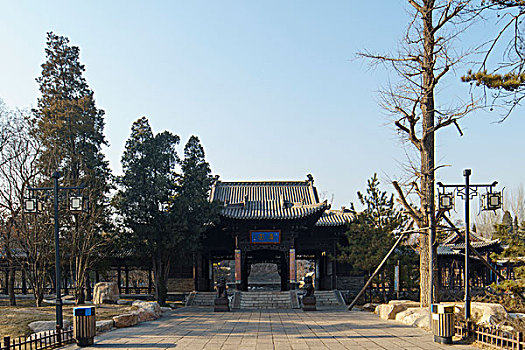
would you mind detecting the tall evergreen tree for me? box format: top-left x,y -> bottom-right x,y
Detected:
338,175 -> 417,294
33,32 -> 111,304
177,136 -> 219,278
117,117 -> 180,305
338,175 -> 409,270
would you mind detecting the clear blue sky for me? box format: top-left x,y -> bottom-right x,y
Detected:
0,1 -> 523,213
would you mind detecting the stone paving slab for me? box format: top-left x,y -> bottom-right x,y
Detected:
64,307 -> 478,349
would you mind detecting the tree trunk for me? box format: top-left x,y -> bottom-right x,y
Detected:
30,263 -> 45,307
85,271 -> 92,301
152,254 -> 170,306
420,0 -> 438,307
8,262 -> 16,306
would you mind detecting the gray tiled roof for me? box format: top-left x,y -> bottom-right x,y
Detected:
315,210 -> 354,227
441,230 -> 499,249
211,179 -> 328,220
438,229 -> 500,256
210,177 -> 354,226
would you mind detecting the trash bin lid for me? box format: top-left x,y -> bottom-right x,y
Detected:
73,306 -> 95,316
431,304 -> 454,314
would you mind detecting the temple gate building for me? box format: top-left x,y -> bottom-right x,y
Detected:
190,175 -> 355,292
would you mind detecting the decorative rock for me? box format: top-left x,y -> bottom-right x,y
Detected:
160,306 -> 172,313
132,301 -> 161,317
28,320 -> 72,333
395,307 -> 430,330
131,300 -> 162,322
388,300 -> 420,308
131,308 -> 157,322
96,320 -> 114,333
93,282 -> 120,305
42,298 -> 76,305
455,302 -> 508,326
509,313 -> 525,320
362,303 -> 378,310
117,299 -> 133,305
498,325 -> 515,335
112,313 -> 138,328
375,303 -> 407,320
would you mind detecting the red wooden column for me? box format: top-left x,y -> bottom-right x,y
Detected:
235,249 -> 242,290
289,249 -> 296,290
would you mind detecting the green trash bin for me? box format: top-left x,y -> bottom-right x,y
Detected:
73,306 -> 96,347
431,304 -> 455,344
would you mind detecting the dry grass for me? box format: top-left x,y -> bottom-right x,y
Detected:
0,301 -> 131,339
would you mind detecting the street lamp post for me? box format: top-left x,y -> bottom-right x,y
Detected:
24,171 -> 86,330
437,169 -> 501,320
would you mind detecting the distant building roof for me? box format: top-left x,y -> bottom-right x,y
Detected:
438,229 -> 501,256
315,209 -> 354,227
441,230 -> 500,250
210,176 -> 351,226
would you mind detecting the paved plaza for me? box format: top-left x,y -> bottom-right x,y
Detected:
65,307 -> 477,350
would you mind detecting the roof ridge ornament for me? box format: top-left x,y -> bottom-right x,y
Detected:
306,174 -> 314,184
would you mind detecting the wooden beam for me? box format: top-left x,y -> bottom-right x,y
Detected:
348,233 -> 407,311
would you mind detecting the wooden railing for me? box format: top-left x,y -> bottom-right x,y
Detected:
455,320 -> 525,349
1,327 -> 74,350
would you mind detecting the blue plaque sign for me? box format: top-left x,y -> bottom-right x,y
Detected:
250,230 -> 281,244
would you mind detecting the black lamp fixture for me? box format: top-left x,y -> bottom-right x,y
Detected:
69,196 -> 84,211
481,191 -> 503,211
438,192 -> 455,211
24,198 -> 38,213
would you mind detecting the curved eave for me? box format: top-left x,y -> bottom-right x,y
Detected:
219,203 -> 328,221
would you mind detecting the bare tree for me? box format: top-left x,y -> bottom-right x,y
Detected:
360,1 -> 484,306
0,106 -> 53,306
506,185 -> 525,224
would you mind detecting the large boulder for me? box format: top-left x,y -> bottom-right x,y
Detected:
375,302 -> 409,320
160,306 -> 172,314
93,282 -> 120,305
509,313 -> 525,320
131,300 -> 162,322
96,320 -> 114,333
388,300 -> 420,308
455,302 -> 508,326
112,313 -> 138,328
28,320 -> 72,333
395,307 -> 430,330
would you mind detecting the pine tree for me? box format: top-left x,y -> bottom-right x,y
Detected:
33,32 -> 111,304
338,174 -> 415,288
491,212 -> 525,294
117,117 -> 180,305
177,136 -> 219,272
462,1 -> 525,117
502,210 -> 514,233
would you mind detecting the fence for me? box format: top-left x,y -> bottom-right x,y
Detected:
1,327 -> 74,350
455,320 -> 525,349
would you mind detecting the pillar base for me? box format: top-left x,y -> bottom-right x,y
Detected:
214,297 -> 230,312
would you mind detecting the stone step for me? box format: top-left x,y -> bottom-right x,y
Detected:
239,291 -> 293,309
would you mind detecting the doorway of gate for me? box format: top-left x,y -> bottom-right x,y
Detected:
246,250 -> 285,291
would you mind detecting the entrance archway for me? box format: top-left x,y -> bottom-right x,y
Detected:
244,250 -> 289,291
